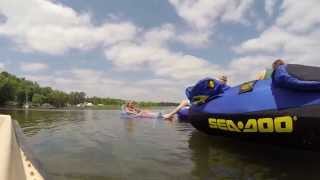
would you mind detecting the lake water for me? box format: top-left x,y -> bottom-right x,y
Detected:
1,109 -> 320,180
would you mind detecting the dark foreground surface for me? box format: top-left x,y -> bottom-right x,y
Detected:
1,109 -> 320,180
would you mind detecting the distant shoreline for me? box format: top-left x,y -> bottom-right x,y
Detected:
0,105 -> 175,112
0,71 -> 179,110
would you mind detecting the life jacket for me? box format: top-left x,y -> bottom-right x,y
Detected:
186,78 -> 230,105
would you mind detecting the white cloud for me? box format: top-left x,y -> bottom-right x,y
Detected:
224,56 -> 276,84
0,62 -> 4,71
9,0 -> 320,102
167,0 -> 255,47
177,30 -> 211,47
25,69 -> 186,102
235,0 -> 320,68
24,74 -> 53,83
20,62 -> 48,72
221,0 -> 254,24
0,0 -> 137,54
277,0 -> 320,33
105,42 -> 222,81
23,56 -> 282,102
142,24 -> 176,47
168,0 -> 254,30
235,26 -> 292,54
142,22 -> 210,48
104,24 -> 223,82
2,0 -> 270,101
265,0 -> 278,17
103,21 -> 283,100
237,26 -> 320,61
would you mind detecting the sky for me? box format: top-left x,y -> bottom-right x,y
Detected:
0,0 -> 320,102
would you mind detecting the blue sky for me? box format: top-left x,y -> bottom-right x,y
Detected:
0,0 -> 319,101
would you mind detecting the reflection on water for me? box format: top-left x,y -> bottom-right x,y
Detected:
0,109 -> 319,180
5,109 -> 88,136
189,131 -> 320,180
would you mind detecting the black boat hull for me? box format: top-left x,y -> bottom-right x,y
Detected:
189,105 -> 320,147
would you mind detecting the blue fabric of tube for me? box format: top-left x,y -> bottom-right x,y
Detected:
273,65 -> 320,91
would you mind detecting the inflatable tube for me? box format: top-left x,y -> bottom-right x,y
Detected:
273,64 -> 320,91
0,115 -> 45,180
120,106 -> 162,119
177,106 -> 190,122
186,78 -> 230,105
183,64 -> 320,147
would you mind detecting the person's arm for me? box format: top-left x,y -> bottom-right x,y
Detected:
163,100 -> 189,119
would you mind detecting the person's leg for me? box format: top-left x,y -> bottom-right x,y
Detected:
163,100 -> 189,119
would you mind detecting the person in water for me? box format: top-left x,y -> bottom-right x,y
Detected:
124,100 -> 154,116
163,75 -> 229,119
125,101 -> 142,115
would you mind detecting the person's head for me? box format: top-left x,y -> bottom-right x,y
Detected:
218,75 -> 228,84
272,59 -> 285,70
126,101 -> 134,108
131,101 -> 138,107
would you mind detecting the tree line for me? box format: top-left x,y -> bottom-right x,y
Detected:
0,71 -> 178,108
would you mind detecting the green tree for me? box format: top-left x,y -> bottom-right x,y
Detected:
0,71 -> 179,108
32,93 -> 45,105
69,92 -> 86,105
47,91 -> 69,107
0,79 -> 15,104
